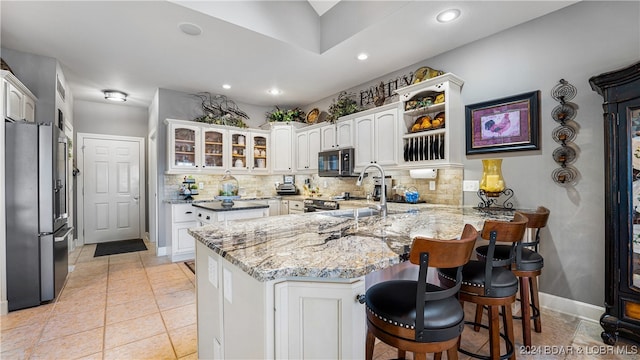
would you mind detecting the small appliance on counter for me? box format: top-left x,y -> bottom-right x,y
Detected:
276,174 -> 298,195
373,176 -> 393,201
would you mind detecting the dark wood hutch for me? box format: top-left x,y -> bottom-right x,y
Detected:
590,61 -> 640,344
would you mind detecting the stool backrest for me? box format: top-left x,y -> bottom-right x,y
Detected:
519,206 -> 550,248
481,212 -> 528,243
409,224 -> 478,268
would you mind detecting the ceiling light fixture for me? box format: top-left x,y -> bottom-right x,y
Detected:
222,84 -> 231,90
103,90 -> 127,102
357,53 -> 369,61
436,9 -> 461,23
178,22 -> 202,36
268,88 -> 281,95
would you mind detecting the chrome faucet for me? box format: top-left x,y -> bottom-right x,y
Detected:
356,163 -> 387,218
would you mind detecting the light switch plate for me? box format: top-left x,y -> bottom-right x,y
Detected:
429,181 -> 436,191
208,256 -> 218,288
199,182 -> 204,189
223,268 -> 232,303
463,180 -> 480,192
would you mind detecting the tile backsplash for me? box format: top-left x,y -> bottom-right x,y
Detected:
164,167 -> 463,205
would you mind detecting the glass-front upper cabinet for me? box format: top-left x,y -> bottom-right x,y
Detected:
229,130 -> 249,171
202,129 -> 226,170
170,123 -> 198,170
250,132 -> 269,172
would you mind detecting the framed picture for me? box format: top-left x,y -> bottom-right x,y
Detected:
465,91 -> 540,155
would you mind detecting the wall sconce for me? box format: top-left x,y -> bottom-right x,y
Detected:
104,90 -> 127,102
477,158 -> 515,210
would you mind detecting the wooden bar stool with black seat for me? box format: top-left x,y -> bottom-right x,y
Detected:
364,224 -> 478,360
438,213 -> 528,360
474,206 -> 550,348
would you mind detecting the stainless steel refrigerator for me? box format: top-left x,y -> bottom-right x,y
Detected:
5,120 -> 71,311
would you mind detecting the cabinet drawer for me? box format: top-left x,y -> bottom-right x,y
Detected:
174,204 -> 196,222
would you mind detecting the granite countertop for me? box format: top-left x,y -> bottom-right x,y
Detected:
188,204 -> 514,282
192,201 -> 270,212
164,196 -> 281,204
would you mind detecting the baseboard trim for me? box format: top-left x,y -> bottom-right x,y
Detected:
157,246 -> 168,256
539,291 -> 604,323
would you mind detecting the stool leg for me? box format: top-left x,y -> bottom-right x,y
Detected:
397,349 -> 406,359
447,346 -> 459,360
365,328 -> 375,360
503,302 -> 516,360
414,353 -> 427,360
520,276 -> 532,347
531,276 -> 542,332
474,304 -> 483,332
488,305 -> 501,360
434,353 -> 442,360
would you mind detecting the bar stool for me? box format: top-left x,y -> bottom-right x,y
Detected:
438,213 -> 528,360
364,224 -> 478,360
475,206 -> 550,348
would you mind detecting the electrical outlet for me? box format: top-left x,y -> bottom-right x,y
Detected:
463,180 -> 480,192
199,182 -> 204,189
429,181 -> 436,191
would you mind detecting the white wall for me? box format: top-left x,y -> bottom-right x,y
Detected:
74,100 -> 148,137
306,1 -> 639,307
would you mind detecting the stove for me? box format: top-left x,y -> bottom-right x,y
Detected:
303,198 -> 340,212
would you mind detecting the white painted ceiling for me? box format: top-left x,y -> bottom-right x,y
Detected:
1,1 -> 577,108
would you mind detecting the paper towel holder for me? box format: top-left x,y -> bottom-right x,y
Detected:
409,168 -> 437,179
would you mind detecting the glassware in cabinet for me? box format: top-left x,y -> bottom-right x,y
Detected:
203,129 -> 225,169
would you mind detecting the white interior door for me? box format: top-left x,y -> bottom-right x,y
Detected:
83,136 -> 141,243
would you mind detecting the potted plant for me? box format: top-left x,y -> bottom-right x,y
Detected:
266,106 -> 306,123
327,92 -> 359,123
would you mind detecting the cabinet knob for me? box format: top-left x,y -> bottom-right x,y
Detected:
198,214 -> 202,217
206,216 -> 211,220
185,211 -> 193,214
356,294 -> 366,304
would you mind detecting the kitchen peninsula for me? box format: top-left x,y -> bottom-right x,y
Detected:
189,204 -> 513,359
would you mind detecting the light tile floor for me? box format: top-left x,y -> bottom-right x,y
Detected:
1,241 -> 196,360
2,241 -> 639,359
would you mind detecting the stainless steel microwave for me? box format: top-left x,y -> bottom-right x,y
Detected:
318,147 -> 356,177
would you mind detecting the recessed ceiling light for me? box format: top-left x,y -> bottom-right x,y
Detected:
436,9 -> 461,23
178,22 -> 202,36
357,53 -> 369,61
222,84 -> 231,90
268,88 -> 281,95
103,90 -> 127,102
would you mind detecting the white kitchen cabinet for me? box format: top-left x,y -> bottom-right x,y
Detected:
295,126 -> 321,172
166,119 -> 202,173
166,119 -> 270,174
2,70 -> 37,122
195,206 -> 268,225
288,200 -> 304,214
320,119 -> 353,150
196,241 -> 366,360
395,73 -> 465,167
229,129 -> 250,172
267,199 -> 281,216
248,131 -> 270,173
270,124 -> 295,173
274,279 -> 365,359
353,104 -> 399,169
166,203 -> 198,262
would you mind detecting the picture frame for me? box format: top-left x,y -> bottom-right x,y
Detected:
465,91 -> 540,155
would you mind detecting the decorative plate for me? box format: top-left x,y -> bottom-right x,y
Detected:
306,108 -> 319,124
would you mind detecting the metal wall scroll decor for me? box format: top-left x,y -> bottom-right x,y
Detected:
550,79 -> 580,185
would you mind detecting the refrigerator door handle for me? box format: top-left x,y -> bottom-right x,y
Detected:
54,227 -> 73,242
39,232 -> 55,236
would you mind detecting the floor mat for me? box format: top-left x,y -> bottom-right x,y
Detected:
94,239 -> 147,257
185,261 -> 195,274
